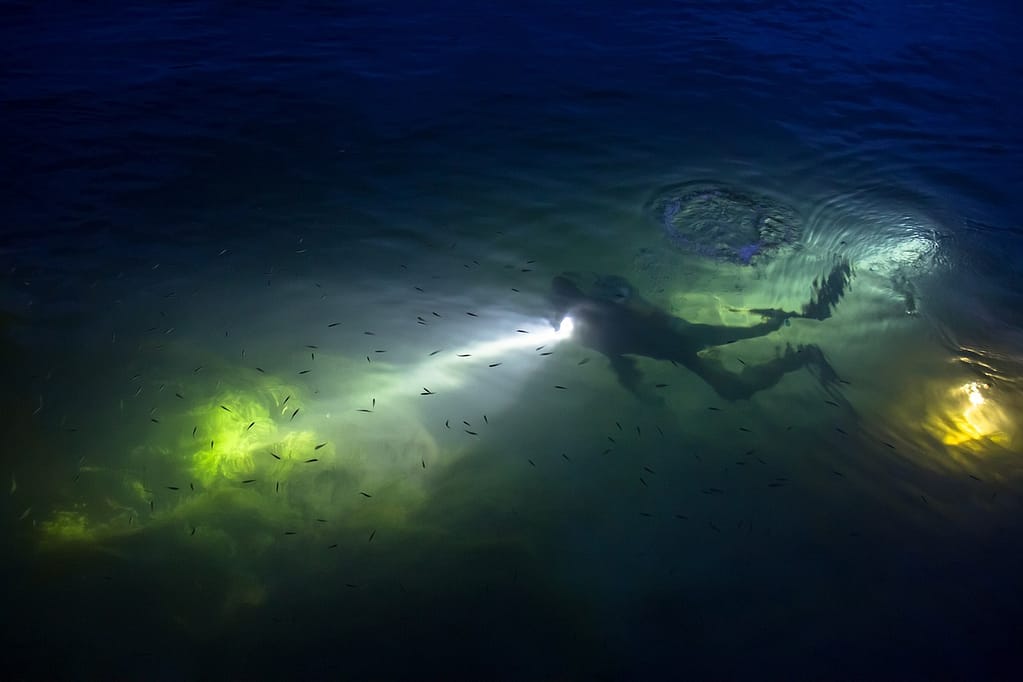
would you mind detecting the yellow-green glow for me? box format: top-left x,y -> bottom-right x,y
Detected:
922,379 -> 1012,450
188,389 -> 307,485
965,381 -> 985,406
39,509 -> 97,543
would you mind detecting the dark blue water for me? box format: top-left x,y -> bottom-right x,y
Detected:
3,2 -> 1022,680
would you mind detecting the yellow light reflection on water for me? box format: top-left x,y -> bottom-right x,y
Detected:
927,379 -> 1012,449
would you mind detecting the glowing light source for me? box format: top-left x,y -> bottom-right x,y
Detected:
556,316 -> 575,339
927,379 -> 1010,449
965,382 -> 985,406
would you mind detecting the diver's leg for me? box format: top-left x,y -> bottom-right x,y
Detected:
682,344 -> 816,401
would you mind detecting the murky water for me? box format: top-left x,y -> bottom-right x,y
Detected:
2,2 -> 1021,679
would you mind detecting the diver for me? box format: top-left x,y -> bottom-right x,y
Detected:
548,260 -> 852,402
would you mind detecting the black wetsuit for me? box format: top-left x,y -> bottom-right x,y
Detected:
549,263 -> 849,401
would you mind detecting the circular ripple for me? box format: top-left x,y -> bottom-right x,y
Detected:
645,181 -> 804,265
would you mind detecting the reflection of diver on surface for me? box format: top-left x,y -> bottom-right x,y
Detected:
549,260 -> 853,401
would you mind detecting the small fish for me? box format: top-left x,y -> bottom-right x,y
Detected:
643,466 -> 655,474
636,426 -> 641,436
607,435 -> 617,444
359,491 -> 372,498
466,312 -> 478,317
291,408 -> 300,421
328,543 -> 338,549
707,406 -> 721,411
483,415 -> 488,424
445,419 -> 450,428
175,392 -> 184,399
305,458 -> 319,463
674,514 -> 689,520
242,479 -> 256,484
357,408 -> 373,413
283,395 -> 291,406
465,430 -> 478,436
577,358 -> 590,365
190,482 -> 194,491
276,481 -> 280,492
151,418 -> 160,423
456,354 -> 471,357
190,526 -> 197,536
835,427 -> 847,435
414,287 -> 424,292
654,383 -> 668,388
328,322 -> 341,327
639,477 -> 647,487
535,345 -> 546,351
372,398 -> 376,408
166,486 -> 179,491
516,330 -> 529,334
298,370 -> 311,375
554,385 -> 567,390
247,421 -> 255,430
317,519 -> 327,523
489,362 -> 502,367
210,440 -> 215,449
527,459 -> 535,467
738,427 -> 751,433
256,367 -> 266,373
368,530 -> 376,542
639,512 -> 653,518
540,352 -> 553,356
920,495 -> 928,505
737,357 -> 746,366
364,331 -> 376,335
432,312 -> 441,317
702,487 -> 725,495
306,345 -> 318,349
421,388 -> 435,395
18,507 -> 32,521
430,349 -> 443,356
220,405 -> 231,412
421,458 -> 426,469
881,441 -> 896,449
269,451 -> 281,460
284,531 -> 297,535
561,453 -> 571,462
824,400 -> 839,407
149,500 -> 154,511
315,443 -> 326,450
968,474 -> 981,482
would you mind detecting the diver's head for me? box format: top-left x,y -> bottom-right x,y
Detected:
551,274 -> 583,300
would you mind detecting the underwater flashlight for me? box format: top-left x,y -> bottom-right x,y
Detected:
555,316 -> 575,339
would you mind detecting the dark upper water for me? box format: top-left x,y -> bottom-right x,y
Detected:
3,2 -> 1022,680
